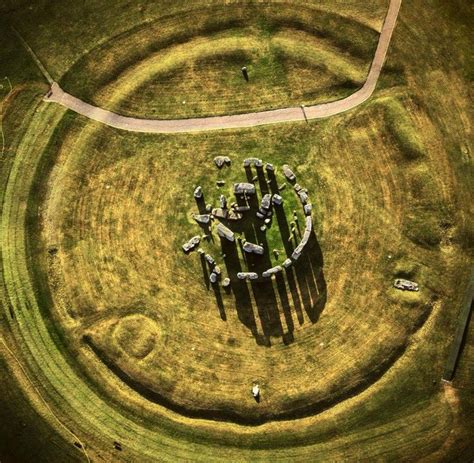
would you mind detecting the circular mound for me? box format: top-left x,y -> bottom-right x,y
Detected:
114,314 -> 160,359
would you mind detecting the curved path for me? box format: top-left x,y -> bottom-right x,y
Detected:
44,0 -> 401,133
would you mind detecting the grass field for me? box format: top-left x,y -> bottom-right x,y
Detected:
0,0 -> 473,461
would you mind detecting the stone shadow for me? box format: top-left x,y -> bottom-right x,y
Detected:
202,173 -> 326,347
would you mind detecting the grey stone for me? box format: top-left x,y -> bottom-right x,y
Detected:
219,195 -> 227,209
222,277 -> 231,288
262,266 -> 283,278
212,208 -> 228,220
234,183 -> 256,195
394,279 -> 419,291
265,163 -> 274,172
217,223 -> 235,242
210,273 -> 218,284
243,158 -> 262,168
205,254 -> 215,266
282,164 -> 296,182
272,194 -> 283,206
194,186 -> 203,199
261,193 -> 272,210
193,214 -> 211,225
282,258 -> 292,269
298,190 -> 309,205
182,235 -> 201,253
243,242 -> 264,255
304,204 -> 312,215
214,156 -> 231,168
237,272 -> 259,280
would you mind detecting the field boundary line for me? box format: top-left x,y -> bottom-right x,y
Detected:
37,0 -> 401,133
442,268 -> 474,381
0,337 -> 91,463
12,27 -> 55,85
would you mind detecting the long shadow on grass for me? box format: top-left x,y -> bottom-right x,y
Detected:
209,181 -> 326,347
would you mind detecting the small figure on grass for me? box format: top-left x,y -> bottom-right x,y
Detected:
241,66 -> 249,82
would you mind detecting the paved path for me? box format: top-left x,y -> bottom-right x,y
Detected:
44,0 -> 401,133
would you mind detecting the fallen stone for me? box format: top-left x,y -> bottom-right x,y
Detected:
217,223 -> 235,242
394,279 -> 419,291
182,235 -> 201,253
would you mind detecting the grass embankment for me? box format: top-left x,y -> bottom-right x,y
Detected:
10,1 -> 388,119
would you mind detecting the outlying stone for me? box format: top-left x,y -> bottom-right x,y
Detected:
216,180 -> 226,187
222,277 -> 231,288
214,156 -> 231,168
237,272 -> 258,280
217,223 -> 235,242
243,242 -> 264,255
394,279 -> 419,291
265,163 -> 274,172
182,235 -> 201,253
234,183 -> 256,195
282,164 -> 296,182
